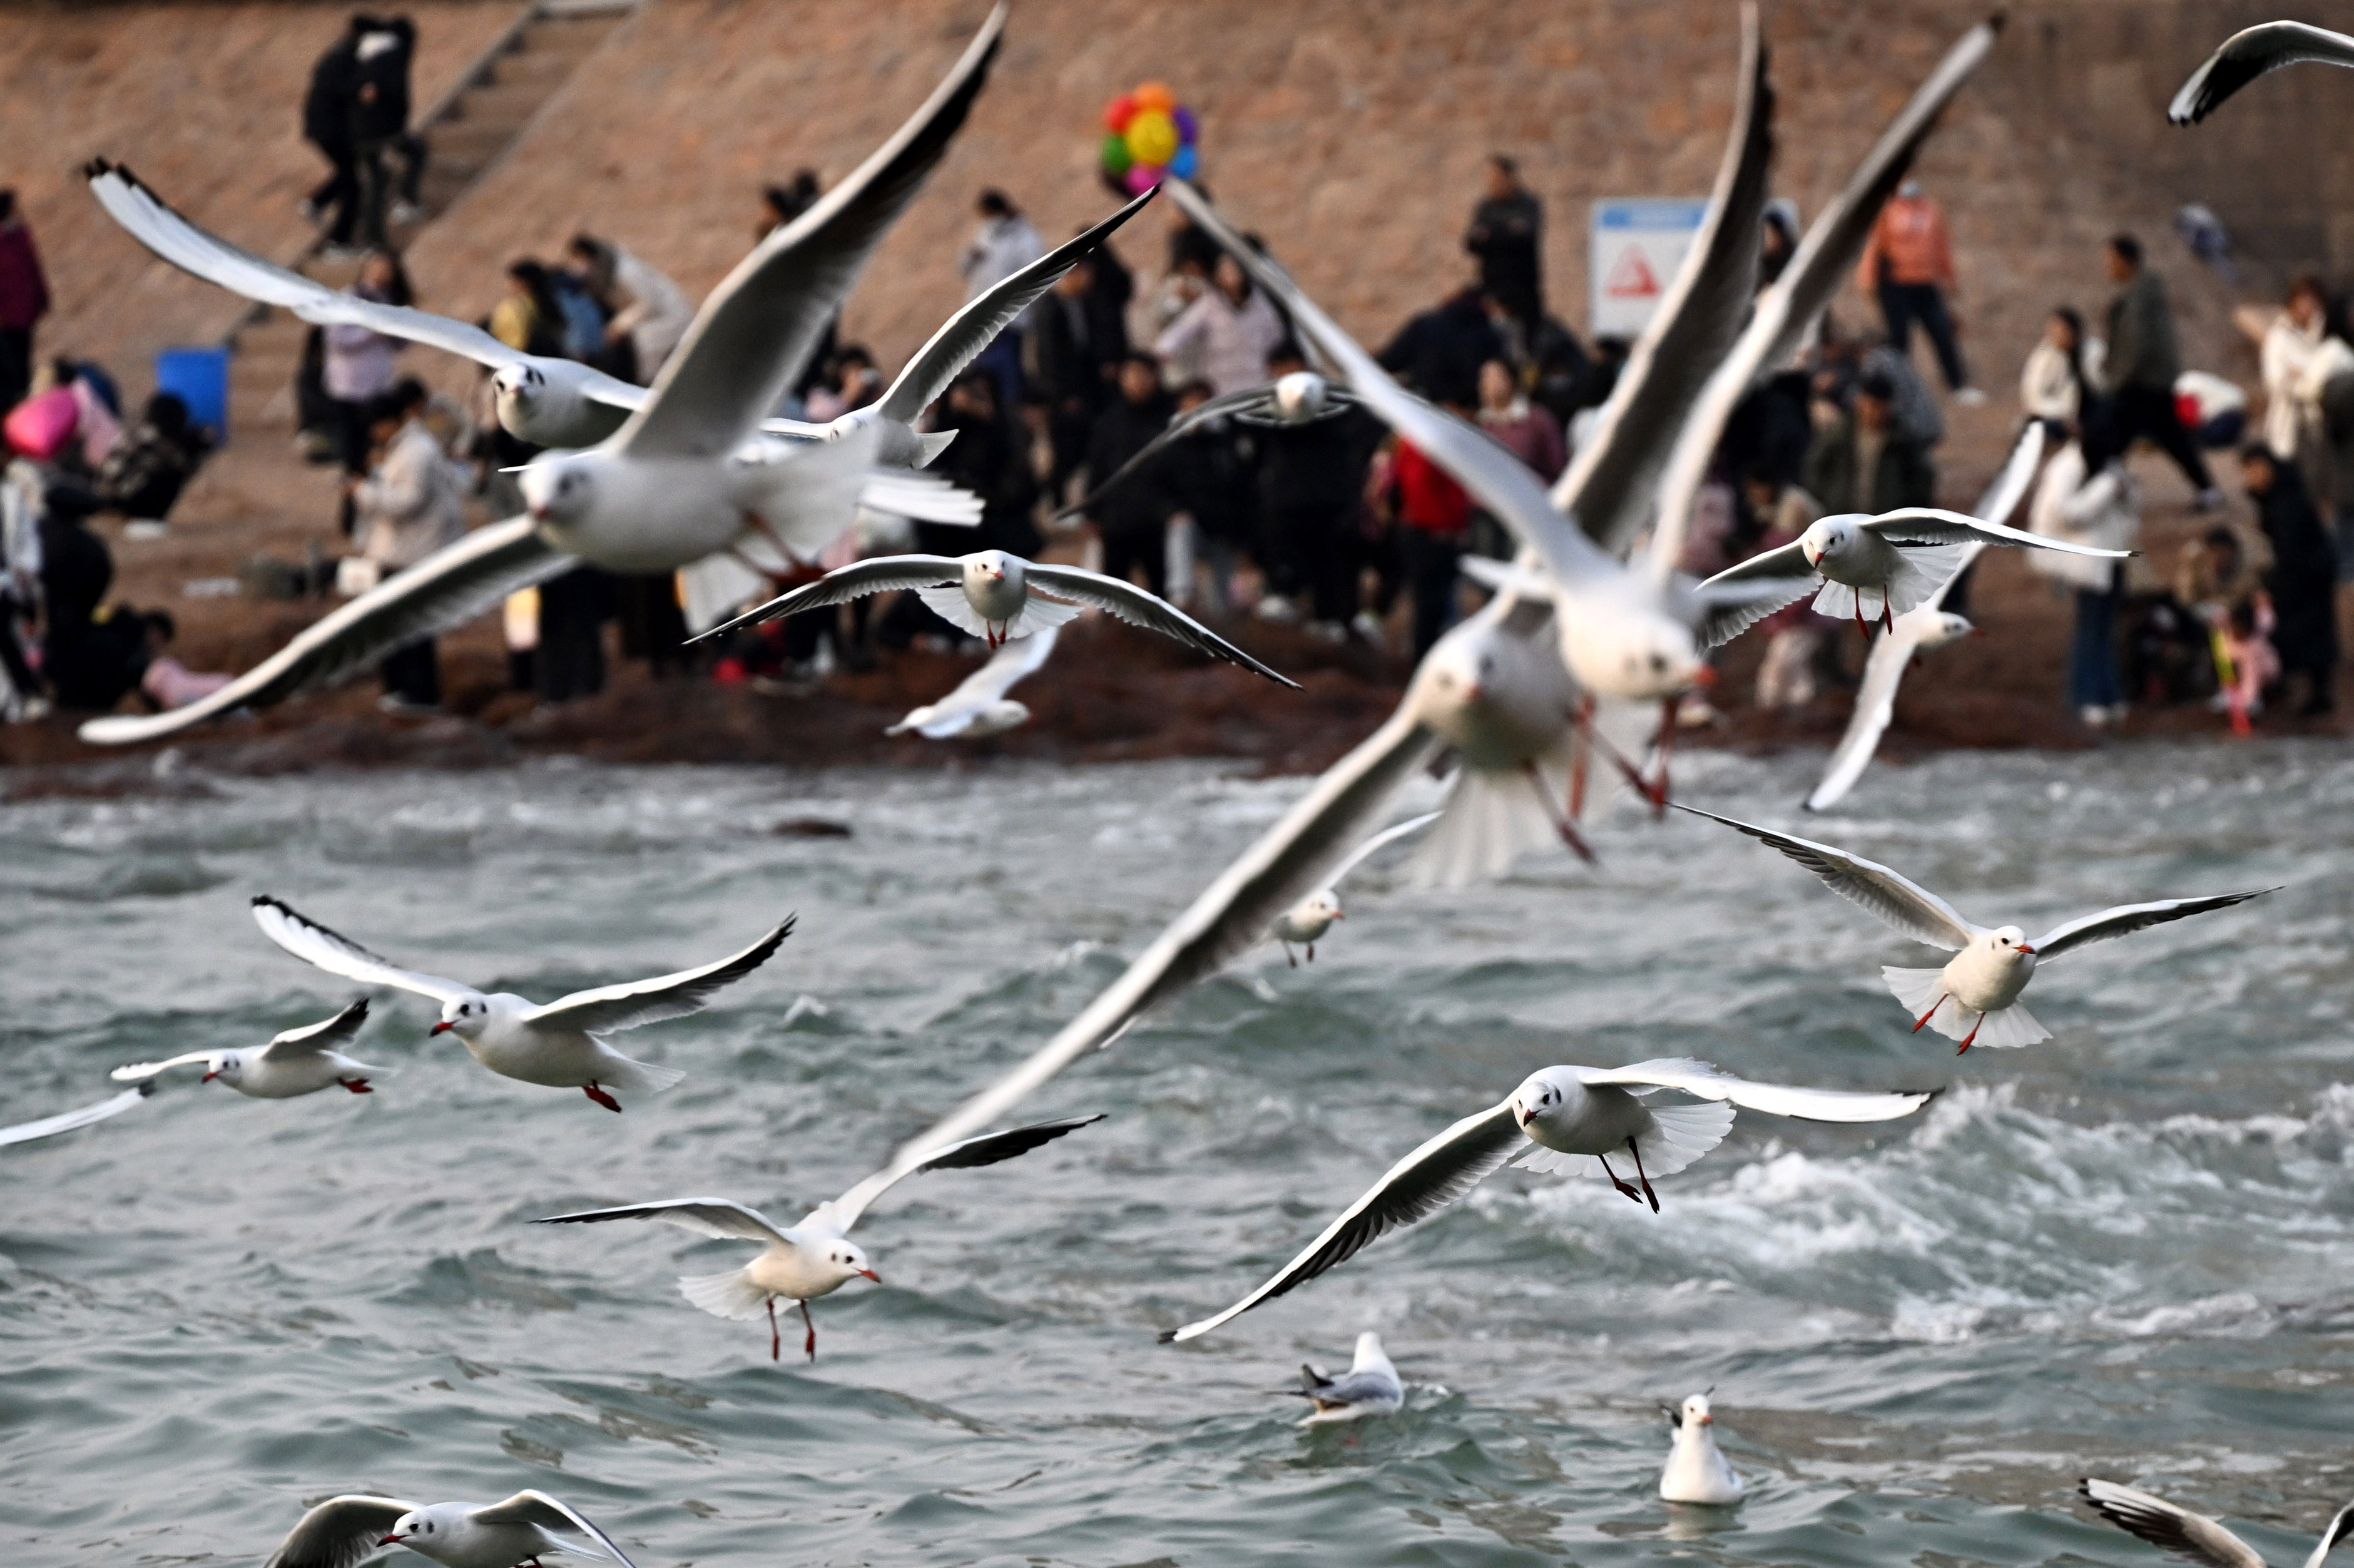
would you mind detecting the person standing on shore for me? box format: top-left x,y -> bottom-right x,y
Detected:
1857,179 -> 1982,405
0,191 -> 50,414
959,190 -> 1044,409
2238,442 -> 2338,716
2103,233 -> 2221,508
1464,155 -> 1542,338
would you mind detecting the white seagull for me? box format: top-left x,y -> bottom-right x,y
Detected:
534,1113 -> 1103,1361
250,897 -> 790,1109
1661,1392 -> 1745,1505
1269,810 -> 1439,965
0,1084 -> 152,1149
1288,1331 -> 1404,1426
259,1488 -> 634,1568
1161,1059 -> 1931,1340
1805,421 -> 2047,813
111,997 -> 389,1097
2169,21 -> 2354,125
78,8 -> 1007,747
2080,1477 -> 2354,1568
1679,806 -> 2276,1051
886,624 -> 1059,739
1056,369 -> 1361,522
692,547 -> 1297,683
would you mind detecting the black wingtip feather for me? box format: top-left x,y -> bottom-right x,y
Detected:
1156,1327 -> 1180,1344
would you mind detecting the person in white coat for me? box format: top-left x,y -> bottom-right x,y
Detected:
2029,414 -> 2139,726
351,379 -> 467,711
1154,253 -> 1284,398
568,234 -> 692,382
2241,273 -> 2354,494
2017,305 -> 2104,424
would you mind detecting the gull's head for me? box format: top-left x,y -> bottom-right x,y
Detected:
491,362 -> 544,412
820,1239 -> 880,1286
1354,1329 -> 1388,1365
1510,1067 -> 1575,1132
1271,370 -> 1327,423
517,454 -> 593,526
1422,631 -> 1498,711
200,1051 -> 242,1086
1678,1393 -> 1714,1428
1988,924 -> 2036,959
1927,611 -> 1976,648
1611,616 -> 1706,701
965,550 -> 1017,589
1300,890 -> 1343,927
381,1504 -> 452,1547
1798,516 -> 1858,569
430,994 -> 492,1041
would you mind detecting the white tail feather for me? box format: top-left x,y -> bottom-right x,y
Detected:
678,1267 -> 772,1322
678,552 -> 775,635
1006,595 -> 1085,640
1511,1100 -> 1735,1182
1406,763 -> 1564,888
594,1054 -> 686,1095
912,429 -> 958,467
1880,966 -> 2049,1047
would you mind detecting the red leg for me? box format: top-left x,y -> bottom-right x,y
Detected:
1880,599 -> 1894,634
1285,946 -> 1298,969
1525,761 -> 1596,863
339,1078 -> 372,1094
1569,694 -> 1595,820
767,1298 -> 781,1361
1911,996 -> 1948,1034
1597,1153 -> 1644,1205
1626,1135 -> 1659,1213
1957,1013 -> 1984,1054
1648,697 -> 1677,816
1305,944 -> 1315,962
583,1082 -> 622,1112
800,1298 -> 818,1362
1855,601 -> 1867,638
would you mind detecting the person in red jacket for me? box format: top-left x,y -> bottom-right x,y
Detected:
1856,180 -> 1984,405
0,191 -> 50,414
1391,427 -> 1472,658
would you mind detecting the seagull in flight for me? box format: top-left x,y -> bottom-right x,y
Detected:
1056,369 -> 1360,522
534,1114 -> 1103,1361
111,998 -> 388,1097
1161,1059 -> 1930,1340
249,897 -> 790,1110
886,623 -> 1059,739
1268,810 -> 1439,965
1679,806 -> 2276,1051
258,1487 -> 634,1568
2080,1477 -> 2354,1568
2169,21 -> 2354,125
0,1084 -> 153,1149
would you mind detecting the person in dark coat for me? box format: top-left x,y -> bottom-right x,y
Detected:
1159,377 -> 1257,612
36,482 -> 147,710
2239,443 -> 2339,713
1802,371 -> 1937,516
97,392 -> 213,523
1029,256 -> 1123,498
0,191 -> 50,414
930,372 -> 1041,560
300,19 -> 367,247
1464,155 -> 1543,335
351,14 -> 425,245
2104,233 -> 2217,503
1256,343 -> 1380,628
1377,286 -> 1505,409
1082,355 -> 1176,596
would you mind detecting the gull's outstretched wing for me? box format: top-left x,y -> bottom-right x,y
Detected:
1646,14 -> 2000,578
889,708 -> 1445,1158
1322,810 -> 1443,892
1163,178 -> 1617,591
1673,805 -> 1979,949
691,554 -> 964,641
2169,21 -> 2354,125
1022,563 -> 1300,686
1578,1058 -> 1934,1123
877,186 -> 1156,427
2078,1479 -> 2268,1568
1552,4 -> 1776,556
257,998 -> 371,1060
803,1113 -> 1105,1235
887,624 -> 1059,736
1862,506 -> 2132,559
522,918 -> 793,1033
469,1491 -> 634,1567
86,161 -> 524,371
616,7 -> 1003,459
2303,1500 -> 2354,1568
1161,1099 -> 1523,1341
250,896 -> 473,1003
262,1495 -> 422,1568
1055,385 -> 1278,521
78,517 -> 568,745
0,1084 -> 151,1147
532,1197 -> 792,1245
107,1054 -> 212,1084
2031,890 -> 2276,962
1697,538 -> 1813,591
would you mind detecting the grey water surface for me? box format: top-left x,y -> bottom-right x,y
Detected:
3,740 -> 2350,1567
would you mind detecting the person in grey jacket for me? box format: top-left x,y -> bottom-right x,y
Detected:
2103,233 -> 2218,505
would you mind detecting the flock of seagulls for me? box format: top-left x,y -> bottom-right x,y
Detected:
15,8 -> 2346,1564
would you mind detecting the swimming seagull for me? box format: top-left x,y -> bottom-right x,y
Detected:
691,547 -> 1297,683
534,1114 -> 1103,1361
886,624 -> 1059,739
259,1488 -> 634,1568
250,897 -> 790,1109
2079,1477 -> 2354,1568
0,1084 -> 152,1149
78,8 -> 1008,746
1661,1392 -> 1744,1505
110,998 -> 389,1097
1678,806 -> 2276,1051
1161,1060 -> 1931,1340
1287,1331 -> 1404,1425
1803,422 -> 2046,813
1269,810 -> 1439,964
2169,22 -> 2354,125
1056,370 -> 1361,522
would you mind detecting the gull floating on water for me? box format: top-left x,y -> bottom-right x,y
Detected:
2169,21 -> 2354,125
887,624 -> 1059,739
1270,810 -> 1439,964
1681,806 -> 2276,1051
251,897 -> 790,1109
259,1488 -> 634,1568
1162,1059 -> 1930,1340
1805,422 -> 2047,813
693,547 -> 1295,683
1661,1392 -> 1744,1505
2079,1477 -> 2354,1568
79,8 -> 1010,746
1288,1331 -> 1403,1425
534,1114 -> 1102,1360
0,1084 -> 152,1149
110,997 -> 387,1097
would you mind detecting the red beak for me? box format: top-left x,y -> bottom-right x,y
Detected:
2017,943 -> 2036,955
201,1070 -> 218,1082
1691,664 -> 1719,688
857,1268 -> 881,1283
429,1021 -> 453,1036
379,1535 -> 405,1545
1697,1413 -> 1713,1425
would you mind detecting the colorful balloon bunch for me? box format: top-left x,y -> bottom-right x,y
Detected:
1099,82 -> 1198,196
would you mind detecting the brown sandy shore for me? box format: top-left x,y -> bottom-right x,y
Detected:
6,405 -> 2347,806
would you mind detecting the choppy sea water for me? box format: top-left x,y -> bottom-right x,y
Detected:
3,740 -> 2350,1567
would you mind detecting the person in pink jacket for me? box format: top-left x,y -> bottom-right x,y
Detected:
0,191 -> 50,414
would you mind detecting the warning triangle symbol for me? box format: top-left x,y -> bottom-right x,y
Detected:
1604,246 -> 1661,298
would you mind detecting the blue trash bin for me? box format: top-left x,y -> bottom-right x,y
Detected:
154,345 -> 230,443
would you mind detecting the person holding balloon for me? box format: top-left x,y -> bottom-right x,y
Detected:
959,188 -> 1047,409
